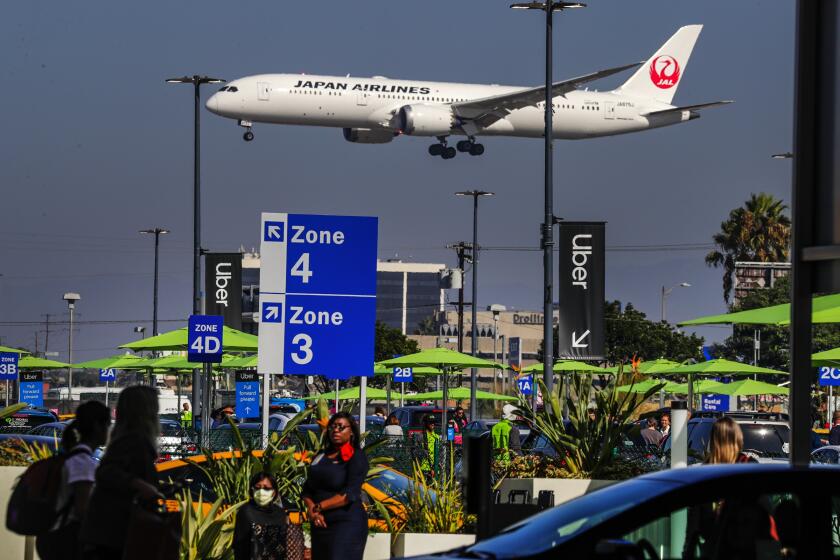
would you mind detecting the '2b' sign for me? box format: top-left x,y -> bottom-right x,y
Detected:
258,213 -> 378,379
819,366 -> 840,386
393,367 -> 413,383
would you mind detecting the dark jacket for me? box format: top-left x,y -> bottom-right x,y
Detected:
234,501 -> 303,560
79,434 -> 157,550
829,425 -> 840,446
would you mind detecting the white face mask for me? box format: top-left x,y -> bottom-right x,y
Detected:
253,488 -> 275,507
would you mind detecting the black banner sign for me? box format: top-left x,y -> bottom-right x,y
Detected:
557,222 -> 605,360
205,253 -> 243,330
20,371 -> 42,382
235,371 -> 259,383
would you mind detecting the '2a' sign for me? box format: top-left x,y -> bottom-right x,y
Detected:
557,222 -> 605,361
188,315 -> 224,363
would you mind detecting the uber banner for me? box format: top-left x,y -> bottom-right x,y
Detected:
204,253 -> 243,330
557,222 -> 605,360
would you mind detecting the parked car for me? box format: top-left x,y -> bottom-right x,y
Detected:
1,407 -> 58,432
660,411 -> 790,464
811,445 -> 840,464
27,421 -> 69,439
157,418 -> 197,462
416,464 -> 840,558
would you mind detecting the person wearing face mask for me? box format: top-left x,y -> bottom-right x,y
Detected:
233,472 -> 303,560
302,412 -> 369,560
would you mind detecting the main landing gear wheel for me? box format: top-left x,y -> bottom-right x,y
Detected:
441,146 -> 457,159
243,130 -> 255,142
456,140 -> 472,152
428,143 -> 444,156
469,143 -> 485,156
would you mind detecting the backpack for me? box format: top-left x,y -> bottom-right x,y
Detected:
6,447 -> 89,535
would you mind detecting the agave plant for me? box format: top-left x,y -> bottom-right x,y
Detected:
179,491 -> 245,560
401,455 -> 465,534
517,371 -> 662,478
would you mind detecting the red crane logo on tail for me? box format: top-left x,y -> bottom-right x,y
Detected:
649,55 -> 680,89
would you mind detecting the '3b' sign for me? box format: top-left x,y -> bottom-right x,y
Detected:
0,353 -> 18,381
188,315 -> 224,363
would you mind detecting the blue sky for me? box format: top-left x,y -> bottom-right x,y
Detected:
0,1 -> 795,361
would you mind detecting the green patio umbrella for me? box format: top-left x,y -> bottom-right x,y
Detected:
74,354 -> 149,370
145,354 -> 237,371
119,326 -> 258,352
678,293 -> 840,326
0,346 -> 29,355
303,386 -> 389,401
696,379 -> 788,396
615,379 -> 680,393
408,387 -> 517,402
812,347 -> 840,367
373,363 -> 442,376
521,360 -> 604,373
603,359 -> 681,375
668,379 -> 734,395
380,348 -> 504,439
18,356 -> 70,369
655,358 -> 786,377
217,355 -> 258,369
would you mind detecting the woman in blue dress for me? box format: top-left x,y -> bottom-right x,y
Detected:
302,412 -> 369,560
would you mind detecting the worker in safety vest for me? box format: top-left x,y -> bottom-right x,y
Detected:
491,404 -> 522,463
180,402 -> 193,429
419,415 -> 440,481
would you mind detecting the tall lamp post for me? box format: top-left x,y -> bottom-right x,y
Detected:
63,293 -> 80,409
661,282 -> 691,323
456,190 -> 494,420
511,1 -> 585,395
166,75 -> 224,430
140,228 -> 169,387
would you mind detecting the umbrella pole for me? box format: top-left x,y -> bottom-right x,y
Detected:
687,374 -> 694,414
177,374 -> 182,420
359,376 -> 367,436
441,368 -> 449,480
105,380 -> 109,408
400,382 -> 404,407
386,376 -> 392,415
335,379 -> 340,412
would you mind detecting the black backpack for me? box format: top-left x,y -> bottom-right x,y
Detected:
6,447 -> 89,535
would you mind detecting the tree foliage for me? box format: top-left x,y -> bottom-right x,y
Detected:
705,193 -> 791,303
375,321 -> 419,363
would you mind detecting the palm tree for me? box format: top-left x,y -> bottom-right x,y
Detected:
705,193 -> 791,303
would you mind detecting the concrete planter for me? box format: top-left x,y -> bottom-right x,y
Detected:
498,477 -> 617,505
393,533 -> 476,557
364,532 -> 392,560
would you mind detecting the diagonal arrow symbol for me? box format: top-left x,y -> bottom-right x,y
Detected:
572,330 -> 591,348
267,225 -> 283,239
265,305 -> 279,320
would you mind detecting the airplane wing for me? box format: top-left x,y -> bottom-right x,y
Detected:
452,62 -> 643,128
642,100 -> 734,117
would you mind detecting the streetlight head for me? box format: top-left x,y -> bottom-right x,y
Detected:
63,292 -> 80,309
455,190 -> 495,197
510,1 -> 586,10
771,152 -> 794,159
165,76 -> 226,85
134,326 -> 146,333
140,227 -> 171,235
680,282 -> 692,288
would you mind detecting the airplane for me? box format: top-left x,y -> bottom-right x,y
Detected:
206,25 -> 731,159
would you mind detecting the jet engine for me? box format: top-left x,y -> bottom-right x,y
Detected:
397,105 -> 454,136
342,128 -> 395,144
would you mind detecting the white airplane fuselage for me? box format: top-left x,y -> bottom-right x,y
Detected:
207,73 -> 689,140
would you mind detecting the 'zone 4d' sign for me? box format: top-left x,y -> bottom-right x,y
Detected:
258,213 -> 378,379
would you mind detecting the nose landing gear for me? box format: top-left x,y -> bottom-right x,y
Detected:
238,120 -> 254,142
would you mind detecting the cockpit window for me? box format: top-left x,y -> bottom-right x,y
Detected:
218,86 -> 229,92
228,86 -> 238,92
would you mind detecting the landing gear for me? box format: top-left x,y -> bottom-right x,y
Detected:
429,136 -> 456,159
442,146 -> 456,159
428,143 -> 443,156
239,120 -> 254,142
456,137 -> 485,156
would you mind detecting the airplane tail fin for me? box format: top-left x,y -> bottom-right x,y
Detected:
618,25 -> 703,104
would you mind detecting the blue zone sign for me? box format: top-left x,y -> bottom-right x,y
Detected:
393,367 -> 413,383
99,368 -> 116,382
517,375 -> 533,396
235,372 -> 260,419
188,315 -> 224,363
819,366 -> 840,386
258,213 -> 378,379
0,353 -> 19,381
19,371 -> 43,408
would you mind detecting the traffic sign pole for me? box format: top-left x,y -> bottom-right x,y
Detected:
359,375 -> 367,435
262,373 -> 270,446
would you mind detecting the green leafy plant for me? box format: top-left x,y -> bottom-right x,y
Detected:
179,491 -> 245,560
517,372 -> 662,479
493,454 -> 571,480
402,457 -> 465,534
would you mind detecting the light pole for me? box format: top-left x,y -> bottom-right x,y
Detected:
63,293 -> 80,408
456,190 -> 494,420
489,304 -> 506,394
140,228 -> 170,339
511,1 -> 585,395
134,326 -> 146,384
660,282 -> 691,323
166,75 -> 224,429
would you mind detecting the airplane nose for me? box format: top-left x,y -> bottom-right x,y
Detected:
206,94 -> 220,114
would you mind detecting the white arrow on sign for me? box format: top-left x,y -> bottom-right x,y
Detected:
572,330 -> 591,348
267,225 -> 283,240
244,406 -> 252,415
266,306 -> 280,320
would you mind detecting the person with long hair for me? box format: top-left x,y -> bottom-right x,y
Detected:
706,416 -> 752,464
80,386 -> 162,560
233,472 -> 304,560
36,400 -> 110,560
302,412 -> 368,560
